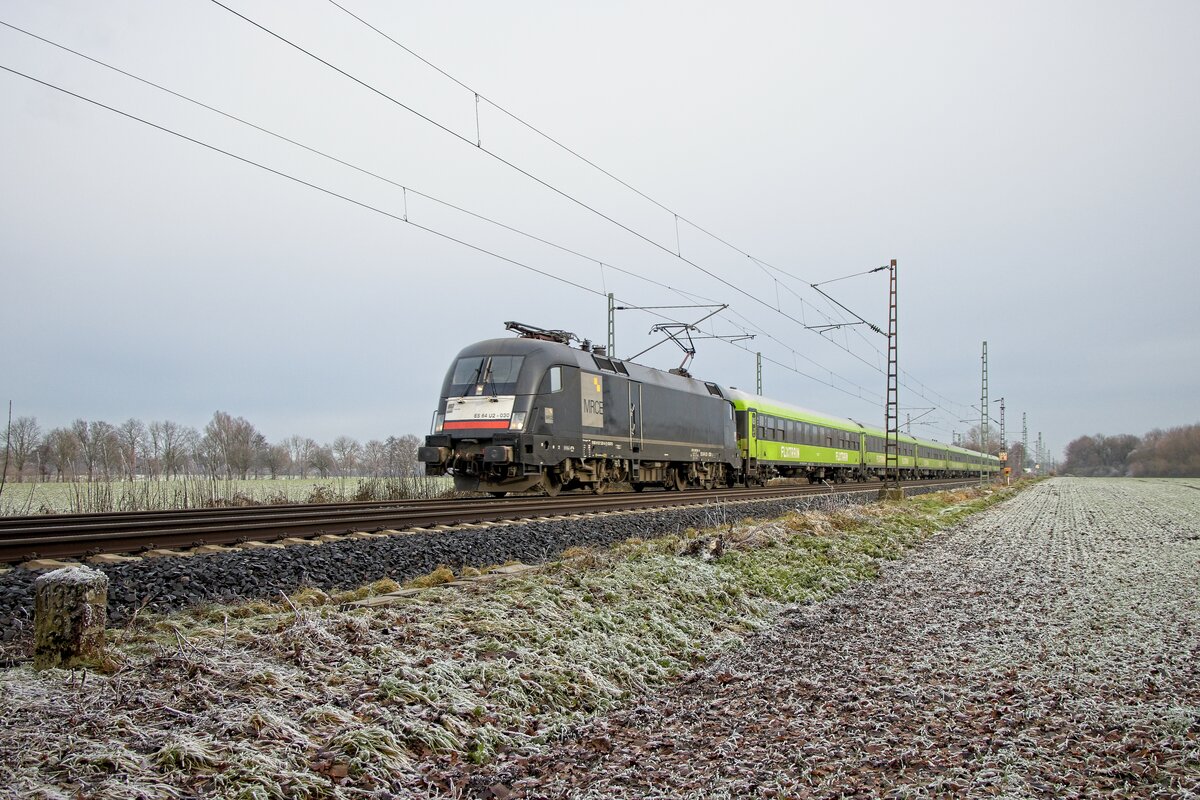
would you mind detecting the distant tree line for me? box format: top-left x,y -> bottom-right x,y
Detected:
0,411 -> 423,483
1062,424 -> 1200,477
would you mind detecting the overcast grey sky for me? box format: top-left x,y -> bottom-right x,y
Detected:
2,1 -> 1198,460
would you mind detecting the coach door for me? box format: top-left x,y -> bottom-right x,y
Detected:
628,381 -> 643,453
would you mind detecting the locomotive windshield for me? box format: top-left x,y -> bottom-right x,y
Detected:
449,355 -> 525,394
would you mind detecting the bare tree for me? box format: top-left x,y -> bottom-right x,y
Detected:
71,419 -> 96,480
1006,440 -> 1027,473
4,415 -> 41,482
44,427 -> 81,481
89,421 -> 120,481
286,435 -> 316,479
155,421 -> 196,478
145,421 -> 165,478
1128,424 -> 1200,477
390,434 -> 423,477
308,444 -> 336,478
258,443 -> 291,479
959,425 -> 1003,456
115,417 -> 147,481
202,411 -> 263,479
0,402 -> 10,500
1062,433 -> 1140,477
362,439 -> 387,477
332,435 -> 361,477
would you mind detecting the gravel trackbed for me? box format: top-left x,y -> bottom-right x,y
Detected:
476,478 -> 1200,799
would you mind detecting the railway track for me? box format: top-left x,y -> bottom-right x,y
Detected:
0,479 -> 978,565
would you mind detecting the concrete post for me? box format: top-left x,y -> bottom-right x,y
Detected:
33,565 -> 109,671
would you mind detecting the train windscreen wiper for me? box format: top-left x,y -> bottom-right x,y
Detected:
462,360 -> 486,397
482,359 -> 499,397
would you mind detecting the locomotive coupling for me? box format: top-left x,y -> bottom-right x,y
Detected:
418,446 -> 450,464
483,445 -> 514,463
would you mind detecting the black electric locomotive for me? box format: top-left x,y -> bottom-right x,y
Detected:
418,322 -> 740,495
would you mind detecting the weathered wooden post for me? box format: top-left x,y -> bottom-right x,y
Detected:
33,565 -> 109,671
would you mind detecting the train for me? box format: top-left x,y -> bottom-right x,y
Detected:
418,322 -> 1001,496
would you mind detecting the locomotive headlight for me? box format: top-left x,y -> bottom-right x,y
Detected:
509,412 -> 526,431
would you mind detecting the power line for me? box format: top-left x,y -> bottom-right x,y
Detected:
207,2 -> 928,389
0,63 -> 607,301
319,1 -> 979,422
0,59 -> 868,403
0,20 -> 725,311
5,13 -> 890,411
319,0 -> 975,411
5,7 -> 972,419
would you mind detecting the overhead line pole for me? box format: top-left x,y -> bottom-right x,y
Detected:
1022,412 -> 1029,474
980,341 -> 989,484
607,293 -> 615,357
884,260 -> 901,498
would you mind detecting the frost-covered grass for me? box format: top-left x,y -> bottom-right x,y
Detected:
0,484 -> 1016,798
0,475 -> 456,515
476,477 -> 1200,799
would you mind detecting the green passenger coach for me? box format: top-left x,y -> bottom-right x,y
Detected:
726,389 -> 866,484
726,388 -> 1002,484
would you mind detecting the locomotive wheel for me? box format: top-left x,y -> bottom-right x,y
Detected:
632,483 -> 646,492
670,468 -> 687,491
489,491 -> 507,498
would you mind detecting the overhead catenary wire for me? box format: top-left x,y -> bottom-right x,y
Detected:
3,8 -> 970,421
206,1 -> 931,394
217,1 -> 970,423
1,16 -> 888,407
320,0 -> 971,414
0,20 -> 717,310
0,59 -> 877,405
0,64 -> 605,301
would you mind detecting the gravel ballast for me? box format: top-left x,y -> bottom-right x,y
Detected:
471,478 -> 1200,798
0,485 -> 952,643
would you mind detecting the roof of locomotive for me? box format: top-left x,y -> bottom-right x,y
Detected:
445,337 -> 728,398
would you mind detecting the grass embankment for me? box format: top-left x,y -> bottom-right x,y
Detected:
2,483 -> 1024,798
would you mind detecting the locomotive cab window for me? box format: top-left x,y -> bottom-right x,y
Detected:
450,355 -> 525,393
548,366 -> 562,393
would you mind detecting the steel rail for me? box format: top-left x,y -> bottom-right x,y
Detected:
1,480 -> 975,564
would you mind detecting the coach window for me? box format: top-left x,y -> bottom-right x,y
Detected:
548,366 -> 562,393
